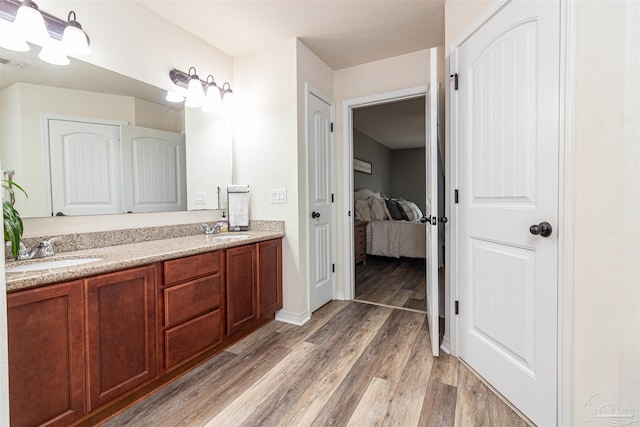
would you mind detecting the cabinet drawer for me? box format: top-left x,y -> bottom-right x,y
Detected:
355,226 -> 366,237
165,309 -> 223,369
164,274 -> 222,328
164,251 -> 222,286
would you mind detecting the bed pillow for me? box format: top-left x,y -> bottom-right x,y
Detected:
370,198 -> 391,220
398,198 -> 423,221
385,199 -> 406,220
354,199 -> 372,222
354,188 -> 375,201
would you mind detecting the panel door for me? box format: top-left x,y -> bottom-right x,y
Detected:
121,125 -> 187,213
226,244 -> 258,335
49,119 -> 122,216
86,265 -> 157,409
426,47 -> 440,357
308,91 -> 335,312
7,281 -> 85,427
456,1 -> 559,425
257,239 -> 283,318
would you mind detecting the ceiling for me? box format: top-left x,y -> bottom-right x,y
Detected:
137,0 -> 445,70
353,96 -> 425,150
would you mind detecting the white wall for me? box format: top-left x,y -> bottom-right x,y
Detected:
232,38 -> 304,316
445,0 -> 640,423
572,0 -> 639,422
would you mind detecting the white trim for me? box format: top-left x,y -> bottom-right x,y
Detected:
449,0 -> 574,424
440,335 -> 451,355
557,0 -> 576,425
335,290 -> 346,300
305,83 -> 336,314
341,85 -> 428,301
275,309 -> 310,326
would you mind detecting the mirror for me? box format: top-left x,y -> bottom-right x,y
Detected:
0,46 -> 232,218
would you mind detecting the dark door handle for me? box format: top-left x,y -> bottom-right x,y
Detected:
312,211 -> 321,219
530,221 -> 552,237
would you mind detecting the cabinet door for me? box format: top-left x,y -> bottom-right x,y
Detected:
226,244 -> 258,335
7,281 -> 85,427
258,239 -> 283,318
86,265 -> 157,409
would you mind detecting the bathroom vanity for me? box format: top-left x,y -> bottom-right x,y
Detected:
5,224 -> 283,427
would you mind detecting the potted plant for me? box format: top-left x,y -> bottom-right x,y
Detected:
3,180 -> 27,258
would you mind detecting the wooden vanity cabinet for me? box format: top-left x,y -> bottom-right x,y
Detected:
86,265 -> 157,410
161,251 -> 225,370
6,237 -> 283,426
7,281 -> 86,427
226,244 -> 258,335
257,239 -> 283,318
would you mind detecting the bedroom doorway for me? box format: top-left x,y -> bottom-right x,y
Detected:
351,96 -> 428,313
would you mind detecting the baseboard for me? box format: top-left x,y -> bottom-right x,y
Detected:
440,336 -> 451,354
275,309 -> 310,326
335,291 -> 346,300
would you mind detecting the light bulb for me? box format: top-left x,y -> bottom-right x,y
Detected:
61,12 -> 90,55
14,0 -> 50,46
38,39 -> 70,65
165,90 -> 185,103
185,74 -> 204,108
202,86 -> 222,113
0,18 -> 29,52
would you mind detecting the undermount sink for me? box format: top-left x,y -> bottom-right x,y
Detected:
6,257 -> 104,273
209,233 -> 251,241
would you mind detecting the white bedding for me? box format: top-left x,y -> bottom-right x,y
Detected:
366,220 -> 426,259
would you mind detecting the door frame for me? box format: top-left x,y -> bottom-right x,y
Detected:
305,83 -> 337,314
448,0 -> 576,424
340,85 -> 427,301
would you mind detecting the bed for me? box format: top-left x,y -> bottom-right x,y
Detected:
354,189 -> 427,259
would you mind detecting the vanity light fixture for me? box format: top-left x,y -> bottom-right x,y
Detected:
167,67 -> 234,112
0,0 -> 91,65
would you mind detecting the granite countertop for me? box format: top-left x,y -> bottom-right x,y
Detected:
5,230 -> 284,292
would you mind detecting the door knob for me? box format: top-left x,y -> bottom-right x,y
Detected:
529,221 -> 552,237
311,211 -> 321,219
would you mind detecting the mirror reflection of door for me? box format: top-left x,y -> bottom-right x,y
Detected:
49,119 -> 123,216
48,118 -> 186,216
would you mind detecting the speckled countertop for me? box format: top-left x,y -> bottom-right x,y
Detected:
5,225 -> 284,292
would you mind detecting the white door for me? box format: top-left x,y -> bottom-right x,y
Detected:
426,48 -> 440,357
455,1 -> 559,425
49,119 -> 122,216
121,125 -> 187,213
308,91 -> 335,312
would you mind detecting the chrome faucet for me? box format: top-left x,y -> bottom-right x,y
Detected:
9,237 -> 62,260
201,223 -> 221,235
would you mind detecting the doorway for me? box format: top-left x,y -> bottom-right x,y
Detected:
351,96 -> 428,313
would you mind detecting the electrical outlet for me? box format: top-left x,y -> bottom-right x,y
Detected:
194,191 -> 206,204
270,188 -> 287,204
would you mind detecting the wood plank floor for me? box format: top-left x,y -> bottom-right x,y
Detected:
355,256 -> 426,311
103,301 -> 529,427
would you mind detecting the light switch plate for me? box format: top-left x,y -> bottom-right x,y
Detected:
194,191 -> 206,204
270,188 -> 287,204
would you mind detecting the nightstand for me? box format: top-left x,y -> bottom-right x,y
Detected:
354,221 -> 367,265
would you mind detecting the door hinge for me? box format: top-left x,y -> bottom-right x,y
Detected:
330,122 -> 334,132
348,210 -> 351,217
332,263 -> 335,273
450,73 -> 459,91
455,189 -> 459,204
455,300 -> 459,315
331,193 -> 334,203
